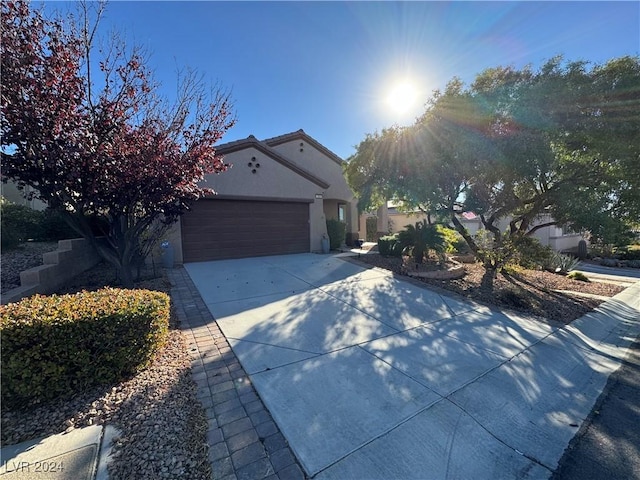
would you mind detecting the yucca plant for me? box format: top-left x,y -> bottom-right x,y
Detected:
544,252 -> 580,274
398,221 -> 445,264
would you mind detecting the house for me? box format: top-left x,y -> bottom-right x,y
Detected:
454,212 -> 588,252
1,182 -> 47,210
361,205 -> 588,252
167,130 -> 359,263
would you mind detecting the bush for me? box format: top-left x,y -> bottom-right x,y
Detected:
437,225 -> 466,254
567,271 -> 590,282
398,221 -> 445,264
512,236 -> 553,270
378,234 -> 403,257
366,216 -> 378,242
0,198 -> 79,251
601,258 -> 619,267
0,200 -> 44,250
38,208 -> 78,241
618,246 -> 640,261
326,219 -> 346,250
1,288 -> 169,410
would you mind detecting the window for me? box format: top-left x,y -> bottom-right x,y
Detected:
338,203 -> 346,222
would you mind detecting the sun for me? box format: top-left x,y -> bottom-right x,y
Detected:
386,80 -> 419,115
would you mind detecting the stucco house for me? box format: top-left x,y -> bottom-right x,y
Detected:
168,130 -> 359,263
363,205 -> 588,253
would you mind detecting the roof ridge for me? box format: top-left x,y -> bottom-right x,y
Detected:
262,130 -> 344,165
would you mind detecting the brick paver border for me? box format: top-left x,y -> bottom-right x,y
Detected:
168,267 -> 306,480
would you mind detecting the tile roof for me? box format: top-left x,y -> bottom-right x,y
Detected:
263,129 -> 344,165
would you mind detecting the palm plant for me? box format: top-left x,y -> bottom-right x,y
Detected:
398,221 -> 446,264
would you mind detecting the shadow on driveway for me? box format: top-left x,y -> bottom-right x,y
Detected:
185,253 -> 640,479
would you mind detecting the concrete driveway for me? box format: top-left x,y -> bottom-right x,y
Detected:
185,253 -> 640,479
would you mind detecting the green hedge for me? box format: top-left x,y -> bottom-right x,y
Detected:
0,201 -> 43,250
0,199 -> 79,251
326,219 -> 346,250
378,234 -> 403,257
1,288 -> 170,409
366,216 -> 378,242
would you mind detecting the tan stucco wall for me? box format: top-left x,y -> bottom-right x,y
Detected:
323,199 -> 341,221
530,225 -> 551,246
388,212 -> 428,233
1,181 -> 47,211
270,139 -> 359,243
203,146 -> 323,199
549,234 -> 588,252
165,218 -> 184,264
310,199 -> 325,251
269,140 -> 354,201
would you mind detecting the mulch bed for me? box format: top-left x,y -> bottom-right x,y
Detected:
357,255 -> 625,324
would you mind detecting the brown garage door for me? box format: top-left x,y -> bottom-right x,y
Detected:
181,199 -> 310,262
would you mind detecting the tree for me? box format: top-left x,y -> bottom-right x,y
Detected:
345,56 -> 640,288
1,1 -> 236,286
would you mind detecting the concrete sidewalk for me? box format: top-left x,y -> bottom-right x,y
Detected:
0,425 -> 117,480
574,261 -> 640,286
185,253 -> 640,479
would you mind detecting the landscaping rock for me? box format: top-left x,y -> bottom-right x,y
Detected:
1,260 -> 211,480
357,255 -> 625,323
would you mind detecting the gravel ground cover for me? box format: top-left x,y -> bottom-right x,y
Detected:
1,257 -> 212,480
1,241 -> 59,293
357,255 -> 625,324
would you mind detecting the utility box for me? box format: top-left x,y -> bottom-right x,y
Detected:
161,241 -> 174,268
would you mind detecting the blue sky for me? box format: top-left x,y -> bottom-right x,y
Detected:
47,1 -> 639,159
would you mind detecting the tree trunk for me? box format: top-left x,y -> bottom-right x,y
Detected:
63,211 -> 138,288
118,259 -> 135,288
480,264 -> 497,291
450,213 -> 479,255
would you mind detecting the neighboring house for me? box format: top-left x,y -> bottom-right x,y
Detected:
456,212 -> 588,252
1,181 -> 47,210
168,130 -> 359,263
362,204 -> 587,253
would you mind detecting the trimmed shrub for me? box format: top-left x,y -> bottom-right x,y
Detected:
436,225 -> 466,254
378,234 -> 402,257
326,219 -> 346,250
366,216 -> 378,242
1,288 -> 169,409
567,271 -> 590,282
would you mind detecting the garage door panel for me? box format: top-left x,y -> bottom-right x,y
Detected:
181,199 -> 310,262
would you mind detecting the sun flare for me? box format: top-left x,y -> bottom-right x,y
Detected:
386,80 -> 418,115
